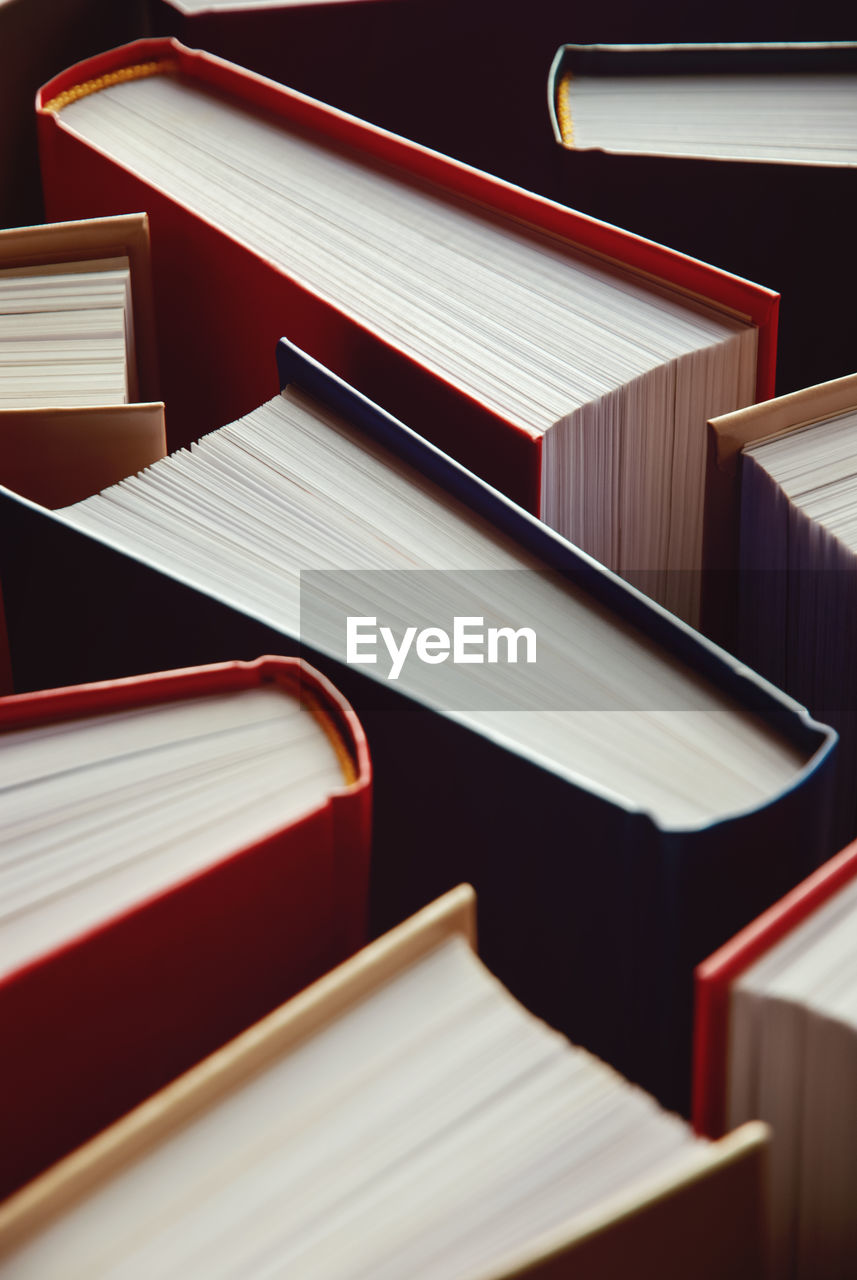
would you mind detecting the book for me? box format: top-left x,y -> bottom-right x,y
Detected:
36,37 -> 780,627
0,886 -> 770,1280
0,654 -> 372,1201
0,214 -> 164,507
704,375 -> 857,842
549,42 -> 857,402
694,839 -> 857,1279
0,337 -> 837,1112
703,373 -> 857,648
0,214 -> 166,695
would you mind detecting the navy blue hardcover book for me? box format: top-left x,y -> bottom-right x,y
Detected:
0,339 -> 837,1111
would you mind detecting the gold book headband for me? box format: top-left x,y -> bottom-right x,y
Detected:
556,72 -> 575,147
44,60 -> 177,114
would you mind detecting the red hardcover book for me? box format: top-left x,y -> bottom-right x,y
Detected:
0,654 -> 371,1200
693,838 -> 857,1138
36,37 -> 778,521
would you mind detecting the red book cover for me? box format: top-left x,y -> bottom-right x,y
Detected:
0,654 -> 371,1199
36,37 -> 777,516
692,838 -> 857,1139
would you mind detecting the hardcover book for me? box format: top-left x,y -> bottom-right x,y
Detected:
705,374 -> 857,840
0,338 -> 836,1112
0,654 -> 372,1199
35,37 -> 780,627
694,839 -> 857,1279
0,212 -> 162,506
0,213 -> 165,693
0,887 -> 770,1280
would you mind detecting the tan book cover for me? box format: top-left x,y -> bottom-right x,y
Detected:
0,403 -> 166,508
0,213 -> 165,691
0,885 -> 770,1279
702,373 -> 857,643
0,212 -> 159,403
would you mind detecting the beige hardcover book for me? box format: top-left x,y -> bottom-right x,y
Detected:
0,213 -> 165,509
702,372 -> 857,643
0,213 -> 165,690
708,373 -> 857,841
0,213 -> 159,404
0,886 -> 770,1280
